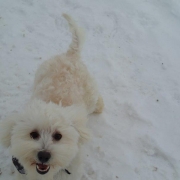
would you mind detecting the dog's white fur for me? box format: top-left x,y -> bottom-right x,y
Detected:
0,14 -> 104,180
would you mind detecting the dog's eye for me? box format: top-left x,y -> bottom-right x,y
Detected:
53,133 -> 62,141
30,131 -> 40,140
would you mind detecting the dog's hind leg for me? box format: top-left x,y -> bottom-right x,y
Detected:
93,95 -> 104,113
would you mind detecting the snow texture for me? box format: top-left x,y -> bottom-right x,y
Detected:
0,0 -> 180,179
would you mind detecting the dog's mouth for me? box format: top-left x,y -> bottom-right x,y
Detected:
36,163 -> 50,175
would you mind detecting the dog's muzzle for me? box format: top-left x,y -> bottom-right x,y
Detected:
35,151 -> 51,174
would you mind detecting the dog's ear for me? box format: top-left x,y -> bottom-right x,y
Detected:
62,104 -> 91,144
73,119 -> 91,144
0,114 -> 17,148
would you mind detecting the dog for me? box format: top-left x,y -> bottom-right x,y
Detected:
0,14 -> 104,180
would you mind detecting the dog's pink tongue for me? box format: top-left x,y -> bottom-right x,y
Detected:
37,164 -> 48,170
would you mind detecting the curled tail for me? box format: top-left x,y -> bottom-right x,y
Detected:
63,14 -> 84,55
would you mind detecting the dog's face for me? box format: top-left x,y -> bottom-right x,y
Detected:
11,113 -> 79,176
0,100 -> 90,176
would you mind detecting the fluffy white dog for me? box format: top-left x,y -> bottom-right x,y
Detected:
0,14 -> 104,180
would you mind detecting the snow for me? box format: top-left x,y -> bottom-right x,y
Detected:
0,0 -> 180,179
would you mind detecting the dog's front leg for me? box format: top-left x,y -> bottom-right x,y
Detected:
14,171 -> 27,180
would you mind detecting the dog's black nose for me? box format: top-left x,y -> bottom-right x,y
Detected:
37,151 -> 51,163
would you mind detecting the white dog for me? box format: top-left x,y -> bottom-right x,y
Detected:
0,14 -> 104,180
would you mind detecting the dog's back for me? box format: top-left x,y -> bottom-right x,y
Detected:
32,14 -> 103,114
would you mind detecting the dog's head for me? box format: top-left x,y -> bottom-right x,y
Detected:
0,100 -> 90,176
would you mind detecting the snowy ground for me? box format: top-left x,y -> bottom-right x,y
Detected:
0,0 -> 180,179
